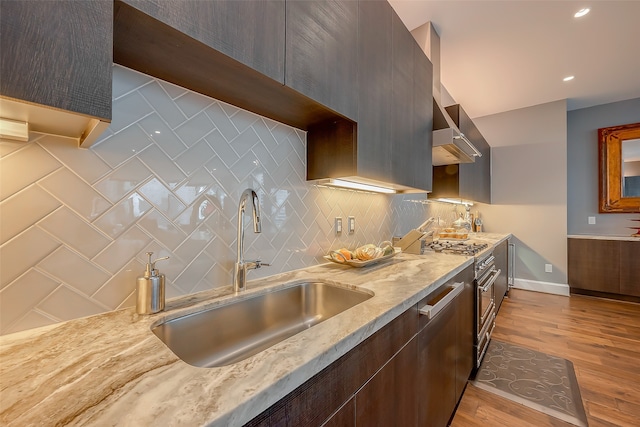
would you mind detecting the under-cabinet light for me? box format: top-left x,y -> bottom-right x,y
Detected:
574,8 -> 590,18
563,75 -> 575,82
320,179 -> 397,194
0,117 -> 29,142
432,198 -> 474,206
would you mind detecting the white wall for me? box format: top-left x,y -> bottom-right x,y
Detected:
473,100 -> 568,286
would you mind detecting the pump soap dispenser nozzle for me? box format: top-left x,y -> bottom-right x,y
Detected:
136,252 -> 169,315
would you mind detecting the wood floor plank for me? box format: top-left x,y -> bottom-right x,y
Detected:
450,289 -> 640,427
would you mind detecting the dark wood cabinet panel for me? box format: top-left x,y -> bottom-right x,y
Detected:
356,338 -> 418,427
119,0 -> 284,83
0,0 -> 112,120
115,0 -> 345,131
494,239 -> 509,312
286,0 -> 358,120
568,238 -> 620,294
456,277 -> 475,400
448,105 -> 491,204
390,10 -> 415,188
418,264 -> 474,427
306,1 -> 433,192
620,240 -> 640,297
411,43 -> 434,191
418,296 -> 457,427
322,398 -> 355,427
356,0 -> 393,182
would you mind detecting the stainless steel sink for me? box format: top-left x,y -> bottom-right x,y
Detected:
151,281 -> 373,368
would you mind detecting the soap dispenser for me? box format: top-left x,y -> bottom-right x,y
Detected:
136,252 -> 169,315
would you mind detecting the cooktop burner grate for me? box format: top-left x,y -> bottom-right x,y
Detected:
425,240 -> 489,256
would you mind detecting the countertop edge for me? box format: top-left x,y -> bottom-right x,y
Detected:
568,234 -> 640,242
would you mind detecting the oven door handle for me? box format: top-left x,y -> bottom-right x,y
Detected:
419,282 -> 465,320
480,268 -> 501,293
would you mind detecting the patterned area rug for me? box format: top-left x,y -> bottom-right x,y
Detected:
472,340 -> 588,427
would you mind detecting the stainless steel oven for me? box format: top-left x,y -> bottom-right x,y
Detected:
474,252 -> 500,368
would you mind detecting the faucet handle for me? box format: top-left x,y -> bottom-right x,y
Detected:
246,260 -> 270,270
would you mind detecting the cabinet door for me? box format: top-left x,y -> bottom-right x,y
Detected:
620,240 -> 640,297
448,105 -> 491,204
493,240 -> 509,312
322,398 -> 355,427
389,10 -> 415,189
418,299 -> 457,427
568,238 -> 620,294
356,0 -> 392,182
120,0 -> 285,83
411,43 -> 434,191
286,0 -> 358,120
455,275 -> 475,402
0,0 -> 112,120
356,338 -> 418,426
460,140 -> 491,203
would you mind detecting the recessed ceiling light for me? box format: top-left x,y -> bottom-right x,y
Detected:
563,75 -> 575,82
574,8 -> 590,18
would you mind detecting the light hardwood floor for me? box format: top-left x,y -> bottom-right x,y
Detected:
451,289 -> 640,427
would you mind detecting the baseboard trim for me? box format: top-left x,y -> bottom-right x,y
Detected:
512,278 -> 570,296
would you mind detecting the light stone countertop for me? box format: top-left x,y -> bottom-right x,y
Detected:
0,234 -> 509,427
567,234 -> 640,242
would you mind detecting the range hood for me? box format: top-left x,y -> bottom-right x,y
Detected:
411,22 -> 481,166
432,98 -> 481,165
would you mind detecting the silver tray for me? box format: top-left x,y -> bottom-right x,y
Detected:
323,251 -> 396,268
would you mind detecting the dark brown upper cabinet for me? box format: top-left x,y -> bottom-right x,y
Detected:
286,0 -> 359,121
306,1 -> 433,193
431,104 -> 491,203
117,0 -> 285,84
355,0 -> 393,184
0,0 -> 112,146
114,0 -> 344,131
410,41 -> 435,191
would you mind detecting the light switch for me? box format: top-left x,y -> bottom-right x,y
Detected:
588,216 -> 596,225
545,264 -> 553,273
335,217 -> 342,235
348,216 -> 355,234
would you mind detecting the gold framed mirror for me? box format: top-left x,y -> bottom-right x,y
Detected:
598,122 -> 640,213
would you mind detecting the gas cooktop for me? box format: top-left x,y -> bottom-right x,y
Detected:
424,240 -> 488,256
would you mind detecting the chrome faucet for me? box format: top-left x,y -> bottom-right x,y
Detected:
233,188 -> 269,292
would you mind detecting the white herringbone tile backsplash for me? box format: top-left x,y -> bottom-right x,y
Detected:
0,65 -> 451,336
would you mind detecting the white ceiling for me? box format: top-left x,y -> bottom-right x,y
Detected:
388,0 -> 640,119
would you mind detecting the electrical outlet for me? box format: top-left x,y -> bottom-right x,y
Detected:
335,217 -> 342,235
545,264 -> 553,273
348,216 -> 355,234
588,216 -> 596,225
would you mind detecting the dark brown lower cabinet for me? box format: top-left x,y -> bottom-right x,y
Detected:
418,298 -> 456,427
356,339 -> 418,426
620,240 -> 640,297
418,266 -> 474,427
568,237 -> 639,302
323,398 -> 355,427
493,239 -> 509,312
568,238 -> 620,294
244,264 -> 474,427
456,279 -> 475,400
